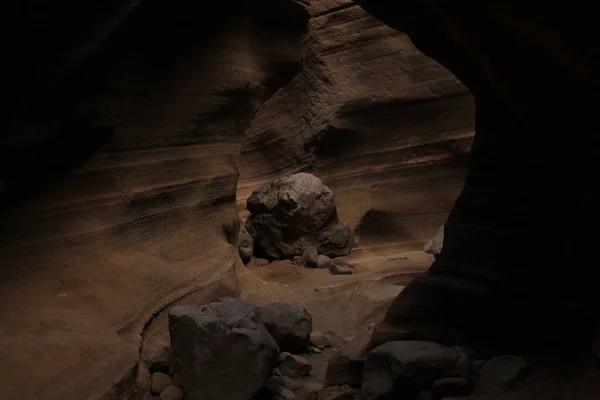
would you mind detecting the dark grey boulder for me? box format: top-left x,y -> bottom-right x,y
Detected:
168,297 -> 279,400
478,355 -> 529,394
361,341 -> 466,400
259,302 -> 312,353
245,173 -> 355,259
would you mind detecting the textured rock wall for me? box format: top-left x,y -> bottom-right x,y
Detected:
0,1 -> 309,399
0,0 -> 474,399
238,0 -> 474,254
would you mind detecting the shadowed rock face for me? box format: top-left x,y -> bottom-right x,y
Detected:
0,1 -> 309,399
4,0 -> 594,398
354,0 -> 600,354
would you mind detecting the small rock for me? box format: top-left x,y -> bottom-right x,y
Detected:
304,382 -> 324,393
367,323 -> 375,330
316,254 -> 335,269
150,372 -> 173,395
310,346 -> 323,354
342,336 -> 355,343
433,377 -> 470,397
238,223 -> 254,263
415,390 -> 436,400
160,385 -> 183,400
279,352 -> 312,378
293,256 -> 303,266
361,341 -> 467,400
259,302 -> 312,353
329,263 -> 354,275
275,375 -> 303,391
424,225 -> 444,258
255,258 -> 271,267
479,355 -> 529,394
144,342 -> 170,373
302,248 -> 319,267
310,331 -> 332,348
142,392 -> 159,400
276,385 -> 297,399
325,334 -> 369,386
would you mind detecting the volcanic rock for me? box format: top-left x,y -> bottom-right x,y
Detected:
245,173 -> 355,259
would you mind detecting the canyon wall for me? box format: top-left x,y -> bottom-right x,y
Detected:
0,0 -> 473,399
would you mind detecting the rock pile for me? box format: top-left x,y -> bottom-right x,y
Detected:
325,339 -> 530,400
156,297 -> 327,400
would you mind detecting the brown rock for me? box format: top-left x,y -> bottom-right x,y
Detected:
145,342 -> 170,373
279,352 -> 312,378
325,335 -> 369,386
310,331 -> 332,348
151,372 -> 173,395
142,392 -> 160,400
160,385 -> 183,400
329,263 -> 354,275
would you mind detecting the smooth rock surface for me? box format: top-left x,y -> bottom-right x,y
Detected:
168,297 -> 279,400
260,302 -> 313,353
245,173 -> 355,259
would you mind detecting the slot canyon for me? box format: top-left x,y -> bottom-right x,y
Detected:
0,0 -> 598,399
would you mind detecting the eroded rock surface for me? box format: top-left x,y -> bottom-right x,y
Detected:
168,298 -> 279,400
246,173 -> 355,259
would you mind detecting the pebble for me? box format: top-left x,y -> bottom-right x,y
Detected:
150,372 -> 172,395
310,331 -> 332,347
329,264 -> 354,275
160,385 -> 183,400
279,352 -> 312,378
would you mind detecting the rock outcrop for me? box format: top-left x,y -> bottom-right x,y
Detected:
168,298 -> 279,400
246,173 -> 355,259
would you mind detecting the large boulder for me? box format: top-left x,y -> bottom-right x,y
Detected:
168,297 -> 279,400
259,302 -> 313,353
361,341 -> 467,400
245,173 -> 355,259
424,225 -> 444,258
